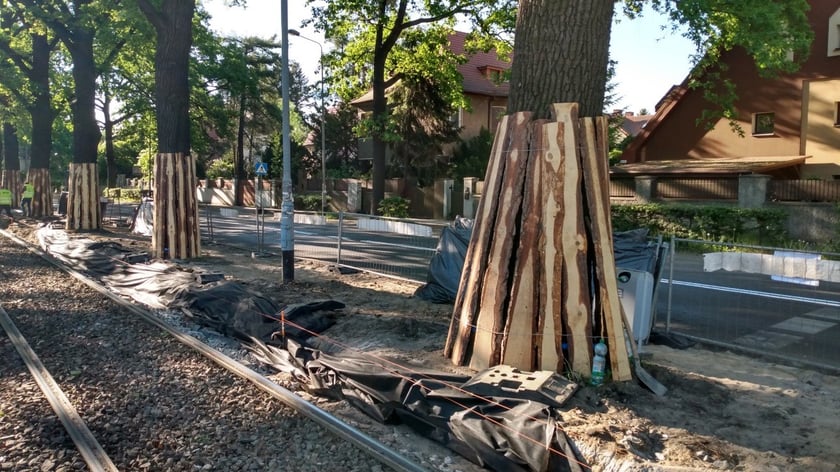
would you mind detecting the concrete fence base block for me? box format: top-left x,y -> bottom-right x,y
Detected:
294,214 -> 326,225
220,208 -> 239,218
357,217 -> 432,237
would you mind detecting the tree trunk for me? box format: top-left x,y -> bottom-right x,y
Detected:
507,0 -> 614,117
66,163 -> 99,230
102,94 -> 117,188
138,0 -> 200,259
2,122 -> 22,203
446,2 -> 629,378
370,67 -> 387,212
29,33 -> 54,218
234,92 -> 246,206
65,30 -> 102,230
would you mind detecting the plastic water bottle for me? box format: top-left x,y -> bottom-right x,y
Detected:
591,339 -> 608,386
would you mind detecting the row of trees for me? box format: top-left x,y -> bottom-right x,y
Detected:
1,0 -> 814,259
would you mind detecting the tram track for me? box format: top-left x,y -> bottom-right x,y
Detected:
0,230 -> 427,472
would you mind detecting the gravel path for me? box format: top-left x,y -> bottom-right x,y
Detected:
0,239 -> 401,472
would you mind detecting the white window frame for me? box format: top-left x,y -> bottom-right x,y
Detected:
828,8 -> 840,57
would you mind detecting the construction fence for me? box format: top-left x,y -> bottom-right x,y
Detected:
655,238 -> 840,372
198,206 -> 840,372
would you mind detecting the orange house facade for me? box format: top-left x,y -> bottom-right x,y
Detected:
621,1 -> 840,180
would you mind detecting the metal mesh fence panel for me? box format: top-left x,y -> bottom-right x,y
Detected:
657,238 -> 840,371
334,212 -> 443,283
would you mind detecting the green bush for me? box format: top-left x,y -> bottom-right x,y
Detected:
378,196 -> 410,218
295,194 -> 327,212
102,187 -> 142,202
611,203 -> 788,245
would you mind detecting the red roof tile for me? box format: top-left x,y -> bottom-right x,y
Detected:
448,31 -> 511,97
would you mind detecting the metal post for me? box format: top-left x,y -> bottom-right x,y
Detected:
279,0 -> 294,281
667,235 -> 675,333
288,30 -> 326,215
255,175 -> 264,254
336,211 -> 344,267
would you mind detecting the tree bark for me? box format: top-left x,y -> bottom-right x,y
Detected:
508,0 -> 614,117
102,93 -> 117,188
64,30 -> 102,230
27,167 -> 52,219
66,163 -> 100,230
2,122 -> 22,204
370,1 -> 391,214
138,0 -> 200,259
29,33 -> 54,218
235,92 -> 246,206
151,152 -> 200,259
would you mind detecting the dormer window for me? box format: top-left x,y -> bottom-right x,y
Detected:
478,66 -> 506,84
829,8 -> 840,57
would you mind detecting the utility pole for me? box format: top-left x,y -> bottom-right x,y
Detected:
279,0 -> 294,281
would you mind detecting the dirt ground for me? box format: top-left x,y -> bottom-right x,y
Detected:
6,220 -> 840,471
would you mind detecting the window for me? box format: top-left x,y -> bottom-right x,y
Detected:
835,102 -> 840,127
829,9 -> 840,57
449,108 -> 462,128
490,106 -> 506,132
752,112 -> 775,136
479,66 -> 507,85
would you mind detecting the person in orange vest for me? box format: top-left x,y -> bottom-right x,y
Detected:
20,181 -> 34,217
0,187 -> 14,221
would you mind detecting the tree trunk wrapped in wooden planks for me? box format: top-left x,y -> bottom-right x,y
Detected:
1,171 -> 22,208
152,152 -> 201,259
25,167 -> 52,219
445,112 -> 527,366
445,103 -> 632,381
65,163 -> 99,230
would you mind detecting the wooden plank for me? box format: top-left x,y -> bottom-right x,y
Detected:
579,116 -> 632,381
445,114 -> 514,365
501,120 -> 547,369
552,103 -> 592,375
539,120 -> 565,372
469,112 -> 531,370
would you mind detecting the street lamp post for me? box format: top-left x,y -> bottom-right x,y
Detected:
280,0 -> 294,281
288,29 -> 326,215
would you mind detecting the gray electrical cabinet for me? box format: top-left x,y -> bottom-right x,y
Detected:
616,268 -> 655,343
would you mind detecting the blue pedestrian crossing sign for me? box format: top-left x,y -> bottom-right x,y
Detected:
254,162 -> 268,176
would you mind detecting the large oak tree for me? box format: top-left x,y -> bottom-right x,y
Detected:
0,6 -> 58,216
448,0 -> 814,372
137,0 -> 200,259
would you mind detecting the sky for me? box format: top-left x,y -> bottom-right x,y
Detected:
203,0 -> 698,115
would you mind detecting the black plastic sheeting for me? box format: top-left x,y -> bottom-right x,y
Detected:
36,226 -> 338,341
36,226 -> 587,472
414,217 -> 473,303
250,338 -> 586,472
415,222 -> 663,304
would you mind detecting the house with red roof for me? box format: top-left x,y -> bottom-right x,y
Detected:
351,31 -> 510,151
446,31 -> 510,140
619,0 -> 840,181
